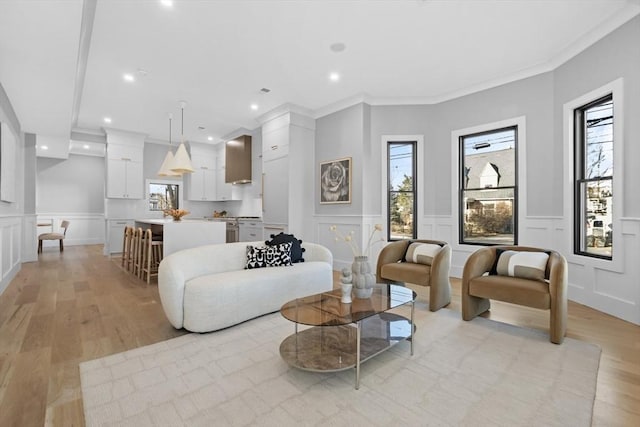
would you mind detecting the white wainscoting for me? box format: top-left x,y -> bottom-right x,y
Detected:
313,215 -> 384,272
424,214 -> 640,325
0,216 -> 22,295
22,214 -> 38,262
36,213 -> 105,249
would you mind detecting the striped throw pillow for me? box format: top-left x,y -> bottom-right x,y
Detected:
404,243 -> 442,266
495,250 -> 549,281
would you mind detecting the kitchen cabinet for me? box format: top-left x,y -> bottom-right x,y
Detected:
107,219 -> 134,254
239,220 -> 263,242
106,157 -> 143,199
106,139 -> 144,199
188,144 -> 217,201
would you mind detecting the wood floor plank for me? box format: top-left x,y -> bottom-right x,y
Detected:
0,245 -> 637,426
20,313 -> 55,352
51,300 -> 82,365
0,347 -> 51,427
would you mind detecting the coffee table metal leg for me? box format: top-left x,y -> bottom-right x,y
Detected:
356,320 -> 361,390
410,300 -> 415,356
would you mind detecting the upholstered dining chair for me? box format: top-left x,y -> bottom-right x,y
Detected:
461,245 -> 568,344
376,239 -> 452,311
38,220 -> 70,253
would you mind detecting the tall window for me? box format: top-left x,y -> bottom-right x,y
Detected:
459,127 -> 517,245
574,95 -> 613,259
388,142 -> 416,240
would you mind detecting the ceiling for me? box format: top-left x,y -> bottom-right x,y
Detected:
1,0 -> 639,149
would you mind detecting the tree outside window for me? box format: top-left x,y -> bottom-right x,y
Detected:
388,142 -> 416,240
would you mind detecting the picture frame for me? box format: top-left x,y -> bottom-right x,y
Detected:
320,157 -> 351,204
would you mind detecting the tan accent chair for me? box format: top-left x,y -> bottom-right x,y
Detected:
38,220 -> 70,253
462,245 -> 568,344
376,239 -> 452,311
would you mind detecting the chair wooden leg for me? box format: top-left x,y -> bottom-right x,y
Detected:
60,240 -> 64,252
38,240 -> 42,253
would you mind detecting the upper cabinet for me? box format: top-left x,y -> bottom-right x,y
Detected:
225,135 -> 252,184
187,144 -> 217,201
105,129 -> 145,199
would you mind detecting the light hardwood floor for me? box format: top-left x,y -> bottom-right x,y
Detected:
0,245 -> 638,426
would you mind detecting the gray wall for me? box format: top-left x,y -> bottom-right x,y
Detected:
430,72 -> 555,216
23,133 -> 37,214
554,15 -> 640,217
37,154 -> 105,213
369,104 -> 434,215
315,103 -> 367,215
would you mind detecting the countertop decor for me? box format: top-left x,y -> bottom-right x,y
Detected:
164,208 -> 190,221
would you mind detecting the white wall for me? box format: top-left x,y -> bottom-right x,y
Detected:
0,81 -> 24,293
36,153 -> 105,247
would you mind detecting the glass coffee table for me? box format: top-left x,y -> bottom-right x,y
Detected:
279,283 -> 416,389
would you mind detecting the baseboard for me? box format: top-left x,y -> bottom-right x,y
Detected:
0,263 -> 20,297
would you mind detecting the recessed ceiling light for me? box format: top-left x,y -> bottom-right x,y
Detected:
250,104 -> 259,111
123,73 -> 135,82
160,0 -> 173,8
103,117 -> 112,123
329,72 -> 340,82
330,42 -> 346,53
41,145 -> 49,150
83,144 -> 90,149
207,136 -> 213,141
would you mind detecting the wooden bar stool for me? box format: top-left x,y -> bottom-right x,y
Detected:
131,227 -> 144,277
141,229 -> 163,284
121,226 -> 133,269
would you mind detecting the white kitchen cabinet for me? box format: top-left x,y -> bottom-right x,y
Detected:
239,220 -> 263,242
107,219 -> 134,254
105,137 -> 144,199
188,167 -> 216,201
263,224 -> 287,241
106,157 -> 143,199
187,144 -> 217,201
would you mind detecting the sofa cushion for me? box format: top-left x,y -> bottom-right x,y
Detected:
245,242 -> 292,269
492,249 -> 549,281
469,275 -> 551,309
381,261 -> 431,287
183,261 -> 333,332
404,242 -> 442,265
266,232 -> 305,263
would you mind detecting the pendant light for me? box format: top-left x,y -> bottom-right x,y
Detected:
158,113 -> 181,176
170,101 -> 195,174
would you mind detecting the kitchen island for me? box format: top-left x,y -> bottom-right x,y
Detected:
134,218 -> 226,257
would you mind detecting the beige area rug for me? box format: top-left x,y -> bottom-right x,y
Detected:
80,308 -> 600,426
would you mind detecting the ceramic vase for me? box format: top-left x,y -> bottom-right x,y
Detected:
340,267 -> 353,303
352,255 -> 375,299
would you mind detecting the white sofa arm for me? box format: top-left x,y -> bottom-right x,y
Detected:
302,242 -> 333,264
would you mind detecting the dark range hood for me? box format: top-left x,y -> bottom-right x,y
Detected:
225,135 -> 252,184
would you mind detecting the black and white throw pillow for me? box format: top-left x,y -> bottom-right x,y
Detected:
246,242 -> 293,269
265,232 -> 305,263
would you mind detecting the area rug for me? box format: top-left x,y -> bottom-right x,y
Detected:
80,308 -> 600,426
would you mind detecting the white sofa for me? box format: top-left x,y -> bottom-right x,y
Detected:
158,241 -> 333,332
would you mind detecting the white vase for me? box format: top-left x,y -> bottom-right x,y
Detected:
341,283 -> 352,304
352,256 -> 375,299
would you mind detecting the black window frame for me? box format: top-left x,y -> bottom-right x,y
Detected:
387,141 -> 417,241
573,94 -> 613,260
458,125 -> 518,246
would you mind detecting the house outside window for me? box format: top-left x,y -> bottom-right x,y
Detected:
574,95 -> 613,259
459,126 -> 517,245
387,142 -> 416,240
148,182 -> 179,211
